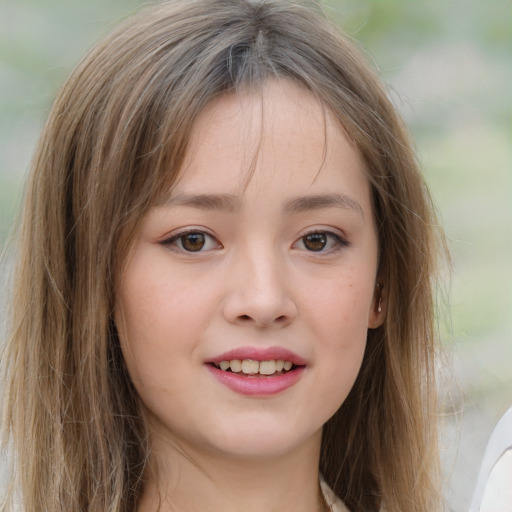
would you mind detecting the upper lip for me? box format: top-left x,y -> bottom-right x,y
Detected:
207,346 -> 307,366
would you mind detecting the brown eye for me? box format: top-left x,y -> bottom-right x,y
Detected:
162,229 -> 221,253
303,233 -> 328,251
296,231 -> 348,253
180,232 -> 206,252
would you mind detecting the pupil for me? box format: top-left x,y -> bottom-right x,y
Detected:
304,233 -> 327,251
182,233 -> 205,251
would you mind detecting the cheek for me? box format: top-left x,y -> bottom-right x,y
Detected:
114,291 -> 195,418
318,310 -> 368,416
115,261 -> 179,382
302,272 -> 372,402
114,250 -> 223,385
320,294 -> 368,372
117,250 -> 198,337
306,272 -> 374,338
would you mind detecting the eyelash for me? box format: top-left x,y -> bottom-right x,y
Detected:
293,230 -> 349,253
160,229 -> 349,254
161,229 -> 222,253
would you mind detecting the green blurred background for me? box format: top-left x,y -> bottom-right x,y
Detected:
1,0 -> 511,509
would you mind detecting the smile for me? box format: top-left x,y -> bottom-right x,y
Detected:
206,348 -> 306,396
213,359 -> 295,376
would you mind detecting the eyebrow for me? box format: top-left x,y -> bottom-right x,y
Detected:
161,192 -> 363,218
161,193 -> 239,211
284,193 -> 364,218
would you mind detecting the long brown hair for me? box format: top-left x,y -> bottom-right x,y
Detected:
1,1 -> 444,510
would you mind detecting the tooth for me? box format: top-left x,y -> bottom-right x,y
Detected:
241,359 -> 259,374
230,359 -> 242,372
275,360 -> 284,371
219,360 -> 230,371
259,360 -> 277,375
283,361 -> 293,371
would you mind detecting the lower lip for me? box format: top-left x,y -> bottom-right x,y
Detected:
206,365 -> 305,396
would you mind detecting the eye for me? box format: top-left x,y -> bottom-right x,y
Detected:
162,230 -> 221,252
303,232 -> 328,251
295,231 -> 348,252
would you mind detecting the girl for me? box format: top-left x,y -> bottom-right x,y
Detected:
1,1 -> 445,511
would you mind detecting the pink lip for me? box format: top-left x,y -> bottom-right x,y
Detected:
205,346 -> 307,397
207,364 -> 305,396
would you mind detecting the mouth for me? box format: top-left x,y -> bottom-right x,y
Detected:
206,348 -> 306,395
211,359 -> 300,377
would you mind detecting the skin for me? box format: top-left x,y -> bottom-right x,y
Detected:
116,79 -> 385,512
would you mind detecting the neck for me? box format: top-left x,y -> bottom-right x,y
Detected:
137,431 -> 326,512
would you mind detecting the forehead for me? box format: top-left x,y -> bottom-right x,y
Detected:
166,79 -> 370,210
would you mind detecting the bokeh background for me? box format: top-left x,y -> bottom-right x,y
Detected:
1,1 -> 510,510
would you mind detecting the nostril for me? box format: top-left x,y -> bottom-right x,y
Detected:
237,314 -> 289,323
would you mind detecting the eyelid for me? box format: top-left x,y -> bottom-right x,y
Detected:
293,228 -> 350,253
160,227 -> 222,252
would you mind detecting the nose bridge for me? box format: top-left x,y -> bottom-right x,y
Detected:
244,241 -> 283,296
223,238 -> 297,327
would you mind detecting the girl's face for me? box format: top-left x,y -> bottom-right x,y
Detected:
116,80 -> 384,462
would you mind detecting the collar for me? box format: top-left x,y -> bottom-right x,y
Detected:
320,477 -> 351,512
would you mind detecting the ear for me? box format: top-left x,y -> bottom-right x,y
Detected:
368,282 -> 386,329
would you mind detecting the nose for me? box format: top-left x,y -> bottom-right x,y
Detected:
222,246 -> 298,328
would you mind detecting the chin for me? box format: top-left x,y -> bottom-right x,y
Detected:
200,420 -> 323,461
